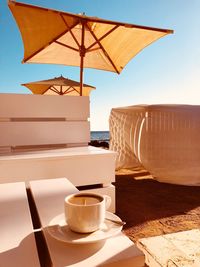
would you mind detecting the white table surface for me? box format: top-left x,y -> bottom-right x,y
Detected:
29,178 -> 145,267
0,182 -> 40,267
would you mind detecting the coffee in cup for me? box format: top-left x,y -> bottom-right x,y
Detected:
64,192 -> 111,233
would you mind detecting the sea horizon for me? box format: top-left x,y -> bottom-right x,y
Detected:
90,130 -> 109,141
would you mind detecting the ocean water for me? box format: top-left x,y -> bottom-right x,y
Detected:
90,131 -> 109,141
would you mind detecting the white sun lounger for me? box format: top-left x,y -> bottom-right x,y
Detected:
0,182 -> 40,267
0,93 -> 116,211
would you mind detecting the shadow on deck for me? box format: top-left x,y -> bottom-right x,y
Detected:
115,168 -> 200,242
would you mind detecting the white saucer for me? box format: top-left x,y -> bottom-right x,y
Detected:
47,211 -> 123,244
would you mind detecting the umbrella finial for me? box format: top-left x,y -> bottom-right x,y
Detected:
79,12 -> 86,16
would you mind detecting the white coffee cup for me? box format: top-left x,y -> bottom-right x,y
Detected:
64,192 -> 111,233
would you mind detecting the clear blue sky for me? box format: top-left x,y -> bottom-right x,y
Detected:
1,0 -> 200,130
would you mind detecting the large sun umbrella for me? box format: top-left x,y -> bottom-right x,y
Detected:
8,1 -> 173,95
22,75 -> 95,96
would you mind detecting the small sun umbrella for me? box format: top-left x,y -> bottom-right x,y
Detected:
8,1 -> 173,95
22,75 -> 95,96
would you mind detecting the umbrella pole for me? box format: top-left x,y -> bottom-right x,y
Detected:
80,58 -> 84,96
80,20 -> 86,96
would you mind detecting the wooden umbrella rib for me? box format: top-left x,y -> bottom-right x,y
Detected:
64,88 -> 78,94
71,86 -> 79,94
64,87 -> 79,95
23,19 -> 80,62
82,17 -> 173,34
60,14 -> 81,49
64,90 -> 74,95
87,47 -> 101,53
55,41 -> 79,52
50,86 -> 60,94
63,86 -> 73,94
86,23 -> 120,74
42,85 -> 52,94
86,25 -> 119,51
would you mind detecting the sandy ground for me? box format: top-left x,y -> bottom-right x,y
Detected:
114,167 -> 200,242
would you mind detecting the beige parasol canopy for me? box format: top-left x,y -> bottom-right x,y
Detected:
22,75 -> 95,96
8,1 -> 173,95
